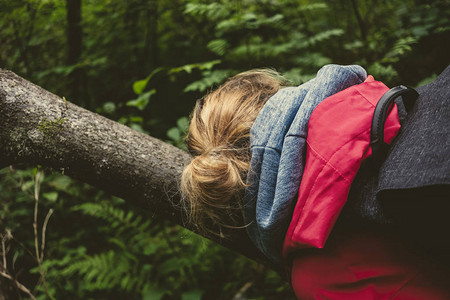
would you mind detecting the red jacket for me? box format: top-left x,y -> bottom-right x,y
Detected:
283,78 -> 450,299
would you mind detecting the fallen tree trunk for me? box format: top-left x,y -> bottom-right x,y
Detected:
0,69 -> 271,268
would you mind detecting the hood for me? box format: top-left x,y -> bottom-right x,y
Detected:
244,64 -> 367,265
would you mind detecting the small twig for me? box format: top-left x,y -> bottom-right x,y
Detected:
1,231 -> 13,272
0,270 -> 37,300
232,281 -> 254,300
33,171 -> 55,300
1,235 -> 7,271
40,209 -> 54,262
232,264 -> 268,300
0,231 -> 37,300
0,234 -> 6,270
33,170 -> 41,265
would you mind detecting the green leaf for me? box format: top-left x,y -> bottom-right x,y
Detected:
121,275 -> 131,290
308,29 -> 344,45
118,117 -> 128,124
382,36 -> 417,63
368,62 -> 398,83
126,89 -> 156,111
132,68 -> 163,95
160,257 -> 180,275
48,175 -> 72,191
169,60 -> 221,75
411,26 -> 428,38
143,243 -> 158,256
87,56 -> 108,67
298,3 -> 328,11
207,39 -> 229,56
142,286 -> 166,300
181,290 -> 204,300
108,237 -> 126,250
184,70 -> 230,92
177,117 -> 189,133
102,102 -> 116,114
129,116 -> 143,123
21,180 -> 34,192
43,192 -> 58,202
416,73 -> 437,87
167,127 -> 181,142
130,123 -> 146,133
133,79 -> 149,95
344,40 -> 364,51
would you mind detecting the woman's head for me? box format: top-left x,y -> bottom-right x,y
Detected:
181,69 -> 287,235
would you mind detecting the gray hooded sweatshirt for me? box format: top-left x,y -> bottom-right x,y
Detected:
244,64 -> 367,265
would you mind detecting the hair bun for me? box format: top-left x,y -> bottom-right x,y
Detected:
181,149 -> 248,233
192,149 -> 246,202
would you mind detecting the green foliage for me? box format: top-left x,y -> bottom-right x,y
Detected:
184,70 -> 232,92
126,89 -> 156,111
1,0 -> 449,299
416,73 -> 438,87
133,68 -> 164,95
382,36 -> 418,63
169,60 -> 222,75
167,117 -> 190,150
0,167 -> 292,299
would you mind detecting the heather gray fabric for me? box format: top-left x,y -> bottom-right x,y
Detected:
377,65 -> 450,192
244,64 -> 367,265
346,65 -> 450,225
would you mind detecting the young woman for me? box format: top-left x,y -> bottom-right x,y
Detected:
181,65 -> 450,299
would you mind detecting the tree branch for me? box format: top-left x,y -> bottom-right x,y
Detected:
0,69 -> 272,269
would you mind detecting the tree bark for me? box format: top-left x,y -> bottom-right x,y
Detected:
0,69 -> 272,269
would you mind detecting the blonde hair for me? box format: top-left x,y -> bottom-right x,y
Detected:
181,69 -> 287,236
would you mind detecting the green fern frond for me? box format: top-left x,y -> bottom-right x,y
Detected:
72,202 -> 152,236
60,250 -> 151,292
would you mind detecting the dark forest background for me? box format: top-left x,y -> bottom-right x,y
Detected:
0,0 -> 449,299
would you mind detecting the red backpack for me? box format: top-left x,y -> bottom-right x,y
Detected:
283,77 -> 418,254
281,78 -> 450,299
